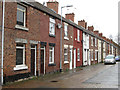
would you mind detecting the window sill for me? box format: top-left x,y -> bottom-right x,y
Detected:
14,65 -> 28,71
64,61 -> 69,64
49,34 -> 56,38
15,25 -> 29,31
64,37 -> 69,40
48,63 -> 56,66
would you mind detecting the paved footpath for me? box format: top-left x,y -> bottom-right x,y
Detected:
2,62 -> 119,89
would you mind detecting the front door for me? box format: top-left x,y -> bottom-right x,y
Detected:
70,48 -> 72,70
31,45 -> 36,76
74,49 -> 76,68
40,46 -> 45,74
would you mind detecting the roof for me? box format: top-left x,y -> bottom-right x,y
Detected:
20,1 -> 113,45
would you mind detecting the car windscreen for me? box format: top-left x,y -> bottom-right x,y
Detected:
105,56 -> 114,59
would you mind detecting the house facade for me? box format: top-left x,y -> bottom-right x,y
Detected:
78,20 -> 90,66
88,26 -> 98,64
2,1 -> 63,82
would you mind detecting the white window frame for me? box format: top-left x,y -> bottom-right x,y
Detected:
64,46 -> 69,64
91,37 -> 93,46
49,46 -> 54,64
95,38 -> 97,47
91,49 -> 93,61
64,23 -> 69,40
77,48 -> 80,61
17,4 -> 26,27
95,51 -> 97,60
77,30 -> 80,41
14,43 -> 28,71
49,18 -> 55,36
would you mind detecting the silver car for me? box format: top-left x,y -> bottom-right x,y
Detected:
104,55 -> 116,64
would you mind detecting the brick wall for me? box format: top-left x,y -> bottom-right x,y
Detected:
3,2 -> 60,78
62,24 -> 74,71
73,28 -> 83,67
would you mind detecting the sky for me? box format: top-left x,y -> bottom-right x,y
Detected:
36,0 -> 119,42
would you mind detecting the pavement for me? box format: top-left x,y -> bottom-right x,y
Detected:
2,62 -> 119,89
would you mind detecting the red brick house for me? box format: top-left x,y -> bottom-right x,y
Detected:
88,26 -> 98,64
2,1 -> 63,82
73,23 -> 83,68
61,13 -> 74,71
65,13 -> 83,69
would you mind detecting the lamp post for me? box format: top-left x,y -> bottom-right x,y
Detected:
60,5 -> 73,72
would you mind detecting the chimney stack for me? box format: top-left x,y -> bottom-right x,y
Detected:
88,26 -> 94,32
65,13 -> 75,22
78,20 -> 87,29
94,30 -> 99,35
47,0 -> 59,14
99,33 -> 103,37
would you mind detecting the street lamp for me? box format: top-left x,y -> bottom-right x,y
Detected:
60,5 -> 73,72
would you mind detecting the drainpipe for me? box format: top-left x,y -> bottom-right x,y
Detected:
1,0 -> 5,85
38,41 -> 40,76
82,33 -> 83,66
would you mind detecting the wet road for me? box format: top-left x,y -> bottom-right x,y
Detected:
3,62 -> 119,88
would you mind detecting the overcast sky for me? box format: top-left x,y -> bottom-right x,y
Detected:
36,0 -> 119,42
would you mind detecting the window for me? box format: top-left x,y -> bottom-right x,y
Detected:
64,48 -> 68,63
64,23 -> 68,39
16,43 -> 25,65
91,50 -> 93,61
95,38 -> 97,47
49,46 -> 54,64
17,4 -> 26,26
77,30 -> 80,41
91,37 -> 93,46
95,51 -> 97,60
77,48 -> 80,61
49,18 -> 55,36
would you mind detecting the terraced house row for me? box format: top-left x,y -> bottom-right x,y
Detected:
0,0 -> 120,84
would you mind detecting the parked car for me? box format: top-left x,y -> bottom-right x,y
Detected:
115,56 -> 120,61
104,55 -> 116,65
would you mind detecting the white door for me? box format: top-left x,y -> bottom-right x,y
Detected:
70,48 -> 72,70
74,49 -> 76,68
83,49 -> 87,66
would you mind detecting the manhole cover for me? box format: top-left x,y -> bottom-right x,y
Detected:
50,80 -> 58,82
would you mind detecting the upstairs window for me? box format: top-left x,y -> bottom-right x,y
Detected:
64,23 -> 68,38
95,38 -> 97,47
49,18 -> 55,36
17,4 -> 26,27
91,37 -> 93,46
77,30 -> 80,41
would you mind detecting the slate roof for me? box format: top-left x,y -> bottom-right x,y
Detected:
21,1 -> 116,47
